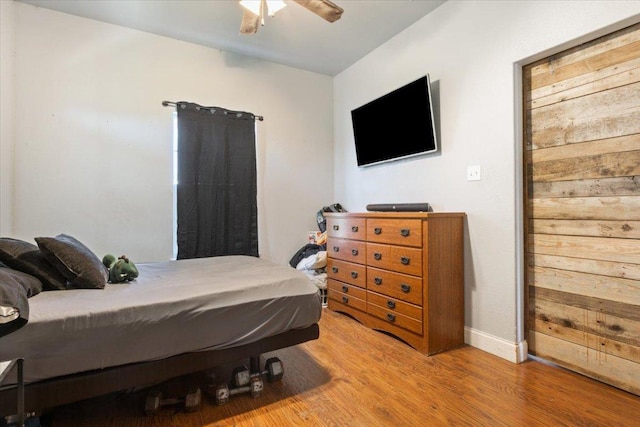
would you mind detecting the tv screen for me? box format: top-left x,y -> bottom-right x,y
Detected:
351,75 -> 438,167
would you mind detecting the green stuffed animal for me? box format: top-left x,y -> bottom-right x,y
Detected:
102,254 -> 139,283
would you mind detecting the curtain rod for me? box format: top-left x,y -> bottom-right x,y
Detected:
162,101 -> 264,121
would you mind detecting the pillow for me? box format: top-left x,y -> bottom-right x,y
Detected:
0,265 -> 43,297
35,234 -> 108,289
0,266 -> 43,337
0,238 -> 68,290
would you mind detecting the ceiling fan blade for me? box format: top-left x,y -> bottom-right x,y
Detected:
240,9 -> 261,34
292,0 -> 344,23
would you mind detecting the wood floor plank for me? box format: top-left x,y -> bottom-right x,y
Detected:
42,310 -> 640,426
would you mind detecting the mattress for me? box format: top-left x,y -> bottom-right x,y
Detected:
0,256 -> 322,386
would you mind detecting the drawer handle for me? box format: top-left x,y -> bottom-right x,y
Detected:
342,296 -> 349,304
351,226 -> 359,232
400,228 -> 410,237
332,266 -> 338,273
351,249 -> 359,256
342,285 -> 348,292
386,313 -> 396,322
374,253 -> 382,261
401,284 -> 411,293
351,271 -> 358,279
333,246 -> 340,253
400,256 -> 410,265
333,225 -> 339,231
374,277 -> 382,285
374,227 -> 382,235
387,300 -> 396,309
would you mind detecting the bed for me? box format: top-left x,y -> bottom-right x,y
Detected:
0,254 -> 322,416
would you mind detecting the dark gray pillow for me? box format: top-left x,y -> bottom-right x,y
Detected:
35,234 -> 107,289
0,238 -> 68,291
0,266 -> 43,337
0,265 -> 43,297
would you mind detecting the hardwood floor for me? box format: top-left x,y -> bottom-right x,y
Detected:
44,309 -> 640,426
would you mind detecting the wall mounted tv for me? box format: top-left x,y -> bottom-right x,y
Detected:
351,75 -> 438,167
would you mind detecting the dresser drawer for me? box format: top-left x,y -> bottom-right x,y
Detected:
327,217 -> 366,240
328,237 -> 366,264
328,279 -> 367,300
327,260 -> 366,288
328,286 -> 366,312
367,301 -> 423,334
368,291 -> 422,321
367,219 -> 422,247
366,243 -> 422,276
366,267 -> 423,306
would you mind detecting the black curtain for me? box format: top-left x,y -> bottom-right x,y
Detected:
176,102 -> 258,259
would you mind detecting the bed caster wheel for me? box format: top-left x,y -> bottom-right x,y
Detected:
215,384 -> 230,406
265,357 -> 284,382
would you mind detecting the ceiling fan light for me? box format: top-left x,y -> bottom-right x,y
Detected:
239,0 -> 262,16
266,0 -> 287,16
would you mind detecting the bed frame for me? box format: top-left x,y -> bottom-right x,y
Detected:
0,324 -> 319,416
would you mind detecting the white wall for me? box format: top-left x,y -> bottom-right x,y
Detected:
0,0 -> 16,234
334,1 -> 640,360
1,1 -> 334,264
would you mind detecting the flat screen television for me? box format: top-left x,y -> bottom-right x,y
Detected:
351,75 -> 438,167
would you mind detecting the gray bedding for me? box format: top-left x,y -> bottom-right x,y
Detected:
0,256 -> 322,386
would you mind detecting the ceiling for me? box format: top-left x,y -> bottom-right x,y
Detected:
17,0 -> 446,76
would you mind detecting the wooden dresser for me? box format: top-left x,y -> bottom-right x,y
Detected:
325,212 -> 465,355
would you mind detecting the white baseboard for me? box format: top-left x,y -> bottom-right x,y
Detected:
464,326 -> 528,363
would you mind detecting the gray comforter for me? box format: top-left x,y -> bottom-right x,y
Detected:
0,256 -> 321,386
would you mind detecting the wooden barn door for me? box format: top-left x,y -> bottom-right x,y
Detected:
524,22 -> 640,395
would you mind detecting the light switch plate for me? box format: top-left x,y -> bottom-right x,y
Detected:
467,165 -> 481,181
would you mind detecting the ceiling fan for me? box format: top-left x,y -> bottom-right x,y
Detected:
239,0 -> 344,34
